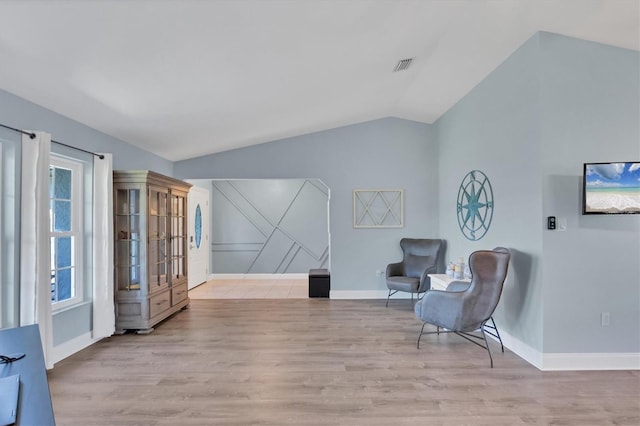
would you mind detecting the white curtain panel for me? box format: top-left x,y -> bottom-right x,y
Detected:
19,131 -> 54,369
92,153 -> 115,339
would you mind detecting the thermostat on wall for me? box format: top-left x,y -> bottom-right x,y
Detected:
547,216 -> 556,230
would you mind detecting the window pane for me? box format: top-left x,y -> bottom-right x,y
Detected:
158,192 -> 167,216
171,196 -> 178,216
131,240 -> 139,266
50,237 -> 56,270
177,217 -> 184,237
54,200 -> 71,231
130,215 -> 140,238
56,236 -> 72,268
54,167 -> 72,199
158,217 -> 166,239
49,199 -> 54,232
117,189 -> 129,215
129,189 -> 139,214
173,256 -> 184,278
49,166 -> 55,198
56,268 -> 73,302
131,266 -> 140,286
117,267 -> 130,290
149,216 -> 158,239
50,271 -> 56,302
150,190 -> 158,215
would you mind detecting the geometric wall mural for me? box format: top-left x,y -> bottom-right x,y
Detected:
353,189 -> 403,228
211,179 -> 329,273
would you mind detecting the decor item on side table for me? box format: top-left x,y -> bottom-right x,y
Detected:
113,170 -> 192,334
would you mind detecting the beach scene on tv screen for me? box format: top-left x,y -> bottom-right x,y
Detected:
585,162 -> 640,213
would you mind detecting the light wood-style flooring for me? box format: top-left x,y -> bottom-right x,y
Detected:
189,277 -> 308,299
48,299 -> 640,425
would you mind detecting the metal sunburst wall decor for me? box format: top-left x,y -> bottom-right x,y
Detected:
456,170 -> 494,241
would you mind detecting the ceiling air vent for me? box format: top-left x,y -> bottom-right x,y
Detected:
393,58 -> 413,72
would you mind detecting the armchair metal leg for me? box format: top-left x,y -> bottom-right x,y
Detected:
481,329 -> 494,368
385,290 -> 421,307
483,317 -> 504,353
385,290 -> 398,307
455,325 -> 495,368
418,323 -> 497,368
417,322 -> 427,349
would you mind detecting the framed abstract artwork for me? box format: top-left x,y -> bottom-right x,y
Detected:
353,189 -> 403,228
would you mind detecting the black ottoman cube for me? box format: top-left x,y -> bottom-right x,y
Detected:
308,269 -> 330,298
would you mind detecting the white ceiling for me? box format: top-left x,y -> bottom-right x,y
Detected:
0,1 -> 638,161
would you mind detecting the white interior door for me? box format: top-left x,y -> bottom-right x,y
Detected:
187,186 -> 210,289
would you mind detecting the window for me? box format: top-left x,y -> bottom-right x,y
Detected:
49,155 -> 83,310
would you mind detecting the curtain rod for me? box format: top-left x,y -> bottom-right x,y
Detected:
0,123 -> 105,160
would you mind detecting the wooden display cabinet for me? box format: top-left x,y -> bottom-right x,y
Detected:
113,170 -> 191,333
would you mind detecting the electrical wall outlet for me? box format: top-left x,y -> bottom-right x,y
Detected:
601,312 -> 611,327
375,270 -> 383,277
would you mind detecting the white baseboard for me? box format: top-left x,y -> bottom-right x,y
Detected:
52,331 -> 101,365
330,290 -> 383,299
541,352 -> 640,371
330,290 -> 414,299
477,328 -> 640,371
210,273 -> 308,280
496,328 -> 544,370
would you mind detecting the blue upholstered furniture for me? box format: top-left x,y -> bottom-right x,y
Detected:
385,238 -> 444,307
414,247 -> 510,367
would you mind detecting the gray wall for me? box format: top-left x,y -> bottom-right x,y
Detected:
436,32 -> 640,357
538,33 -> 640,353
0,89 -> 173,174
175,117 -> 439,294
212,179 -> 329,274
0,88 -> 174,347
435,35 -> 544,353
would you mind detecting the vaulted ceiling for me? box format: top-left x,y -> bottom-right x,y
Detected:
0,1 -> 638,161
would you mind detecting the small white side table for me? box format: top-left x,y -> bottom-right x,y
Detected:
428,274 -> 470,291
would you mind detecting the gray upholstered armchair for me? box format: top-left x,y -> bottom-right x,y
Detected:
385,238 -> 444,307
414,248 -> 510,367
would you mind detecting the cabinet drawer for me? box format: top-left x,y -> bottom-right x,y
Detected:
172,283 -> 188,306
149,291 -> 171,318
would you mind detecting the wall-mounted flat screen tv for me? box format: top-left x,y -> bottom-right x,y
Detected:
583,162 -> 640,214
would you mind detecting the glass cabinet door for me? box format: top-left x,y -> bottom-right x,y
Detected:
115,188 -> 141,291
149,187 -> 169,290
170,192 -> 187,282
